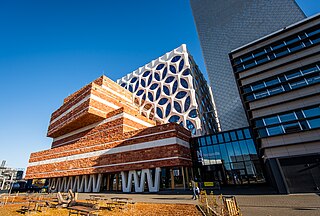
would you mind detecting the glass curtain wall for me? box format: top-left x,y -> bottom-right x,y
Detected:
191,128 -> 265,186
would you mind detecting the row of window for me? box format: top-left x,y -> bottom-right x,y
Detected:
245,71 -> 320,101
232,25 -> 320,72
243,63 -> 320,93
197,128 -> 252,147
255,106 -> 320,137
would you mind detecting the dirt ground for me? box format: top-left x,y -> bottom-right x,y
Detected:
0,203 -> 202,216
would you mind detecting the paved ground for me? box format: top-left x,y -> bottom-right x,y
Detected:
78,192 -> 320,216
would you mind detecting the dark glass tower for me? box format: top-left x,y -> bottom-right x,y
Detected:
190,0 -> 305,131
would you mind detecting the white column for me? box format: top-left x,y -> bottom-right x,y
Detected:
92,174 -> 102,193
146,167 -> 161,192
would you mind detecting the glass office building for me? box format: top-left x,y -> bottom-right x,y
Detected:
191,127 -> 265,186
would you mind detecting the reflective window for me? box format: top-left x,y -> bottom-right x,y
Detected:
303,107 -> 320,118
217,134 -> 224,143
283,122 -> 301,133
308,118 -> 320,129
223,133 -> 230,142
264,116 -> 280,125
279,113 -> 296,122
243,129 -> 251,139
188,109 -> 197,118
289,79 -> 307,89
267,125 -> 284,136
237,130 -> 244,140
230,131 -> 237,141
265,78 -> 280,87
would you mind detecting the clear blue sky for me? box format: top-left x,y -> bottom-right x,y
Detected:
0,0 -> 319,170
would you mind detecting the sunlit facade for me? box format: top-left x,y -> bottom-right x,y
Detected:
117,44 -> 220,136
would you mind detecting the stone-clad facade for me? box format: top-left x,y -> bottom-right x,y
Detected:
25,75 -> 192,193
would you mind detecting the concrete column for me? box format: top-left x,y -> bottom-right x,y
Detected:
106,174 -> 110,191
185,167 -> 190,188
170,169 -> 175,190
181,167 -> 186,190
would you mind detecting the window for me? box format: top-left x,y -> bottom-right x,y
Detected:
268,86 -> 284,95
217,134 -> 224,143
283,122 -> 301,133
265,78 -> 280,87
236,130 -> 244,140
251,83 -> 265,91
286,71 -> 302,80
288,43 -> 304,52
301,65 -> 318,75
254,90 -> 268,99
279,112 -> 296,122
289,79 -> 307,89
267,125 -> 284,136
306,74 -> 320,84
303,107 -> 320,118
223,133 -> 230,142
307,118 -> 320,129
243,129 -> 251,139
274,48 -> 289,57
264,116 -> 280,125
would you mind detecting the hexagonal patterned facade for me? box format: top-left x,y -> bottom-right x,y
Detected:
117,44 -> 219,135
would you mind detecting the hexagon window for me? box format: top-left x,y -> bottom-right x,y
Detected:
121,83 -> 126,87
134,81 -> 139,91
182,69 -> 190,76
168,115 -> 180,123
136,89 -> 144,96
165,103 -> 171,117
130,77 -> 138,83
165,76 -> 175,83
154,73 -> 160,81
159,98 -> 168,105
163,85 -> 170,96
156,107 -> 163,118
148,92 -> 154,101
142,93 -> 146,101
171,56 -> 181,62
141,79 -> 146,87
176,91 -> 187,99
170,65 -> 176,73
188,109 -> 197,118
162,67 -> 168,79
179,121 -> 184,127
128,85 -> 133,92
184,96 -> 191,111
174,101 -> 182,113
143,71 -> 151,77
179,59 -> 184,72
180,78 -> 188,88
155,88 -> 161,100
172,81 -> 178,94
186,120 -> 196,134
156,64 -> 165,70
147,75 -> 153,86
150,83 -> 158,90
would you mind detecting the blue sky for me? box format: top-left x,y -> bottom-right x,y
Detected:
0,0 -> 319,170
